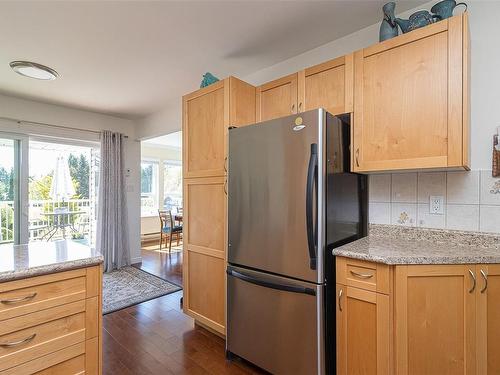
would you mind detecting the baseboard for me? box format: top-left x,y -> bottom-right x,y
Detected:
131,256 -> 142,265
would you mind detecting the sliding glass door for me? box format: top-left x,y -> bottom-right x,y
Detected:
0,132 -> 99,246
0,134 -> 29,245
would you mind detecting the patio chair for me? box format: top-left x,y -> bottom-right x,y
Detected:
158,210 -> 182,253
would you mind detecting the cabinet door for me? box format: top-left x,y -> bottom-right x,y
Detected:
336,284 -> 390,375
353,16 -> 467,172
395,265 -> 476,375
256,73 -> 297,122
477,264 -> 500,375
183,81 -> 226,178
300,54 -> 353,115
183,177 -> 226,334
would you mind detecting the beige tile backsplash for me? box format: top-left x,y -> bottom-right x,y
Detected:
368,170 -> 500,234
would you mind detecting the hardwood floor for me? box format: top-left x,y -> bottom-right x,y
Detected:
103,242 -> 266,375
135,244 -> 183,285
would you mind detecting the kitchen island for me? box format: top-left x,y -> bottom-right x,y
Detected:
0,240 -> 103,374
333,225 -> 500,375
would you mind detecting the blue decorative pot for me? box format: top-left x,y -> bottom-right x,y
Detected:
379,2 -> 398,41
431,0 -> 467,20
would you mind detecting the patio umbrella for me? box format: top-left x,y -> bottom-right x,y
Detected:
49,154 -> 75,202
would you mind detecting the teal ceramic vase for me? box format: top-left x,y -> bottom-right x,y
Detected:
379,2 -> 398,42
395,10 -> 440,33
431,0 -> 467,20
200,72 -> 219,88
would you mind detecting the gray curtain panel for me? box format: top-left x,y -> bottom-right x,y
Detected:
97,130 -> 130,272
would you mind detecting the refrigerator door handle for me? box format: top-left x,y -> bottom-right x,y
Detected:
306,143 -> 318,270
226,268 -> 316,296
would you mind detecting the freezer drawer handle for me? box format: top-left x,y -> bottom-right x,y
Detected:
306,143 -> 318,270
227,269 -> 316,296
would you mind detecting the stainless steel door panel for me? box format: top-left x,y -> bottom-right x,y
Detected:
227,266 -> 324,375
228,109 -> 325,283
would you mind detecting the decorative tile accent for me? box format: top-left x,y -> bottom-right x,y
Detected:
369,202 -> 391,224
391,173 -> 417,203
480,170 -> 500,205
417,203 -> 445,229
391,203 -> 416,227
447,171 -> 480,205
447,204 -> 480,231
480,205 -> 500,233
369,174 -> 391,202
417,172 -> 446,203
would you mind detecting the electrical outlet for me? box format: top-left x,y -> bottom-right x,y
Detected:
429,196 -> 444,215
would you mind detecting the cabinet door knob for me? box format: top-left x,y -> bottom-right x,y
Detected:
224,180 -> 228,195
291,104 -> 296,114
468,269 -> 476,293
480,269 -> 488,293
298,102 -> 303,113
224,157 -> 228,172
355,148 -> 360,167
338,288 -> 343,312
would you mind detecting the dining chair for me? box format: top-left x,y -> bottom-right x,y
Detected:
158,210 -> 182,252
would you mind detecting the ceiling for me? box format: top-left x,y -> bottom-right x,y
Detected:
143,131 -> 182,149
0,1 -> 426,119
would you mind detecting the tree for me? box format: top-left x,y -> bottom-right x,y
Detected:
68,153 -> 90,199
0,167 -> 14,201
29,173 -> 53,200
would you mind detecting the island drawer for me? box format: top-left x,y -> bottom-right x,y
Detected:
0,297 -> 98,372
0,267 -> 100,321
336,257 -> 390,294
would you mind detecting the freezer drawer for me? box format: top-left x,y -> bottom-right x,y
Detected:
227,265 -> 324,375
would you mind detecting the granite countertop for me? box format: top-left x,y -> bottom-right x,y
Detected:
333,225 -> 500,265
0,240 -> 103,282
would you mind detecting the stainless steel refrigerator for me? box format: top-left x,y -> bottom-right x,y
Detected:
226,108 -> 368,375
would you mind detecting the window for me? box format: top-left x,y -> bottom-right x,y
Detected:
163,161 -> 182,212
141,160 -> 159,216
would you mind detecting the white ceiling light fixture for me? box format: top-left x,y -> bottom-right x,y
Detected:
9,61 -> 58,80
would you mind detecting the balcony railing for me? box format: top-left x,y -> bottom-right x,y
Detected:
0,199 -> 94,244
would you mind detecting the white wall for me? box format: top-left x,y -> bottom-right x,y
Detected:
136,98 -> 182,140
0,94 -> 142,263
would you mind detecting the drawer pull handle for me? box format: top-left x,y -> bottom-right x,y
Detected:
338,288 -> 343,312
350,270 -> 373,279
0,333 -> 36,348
480,269 -> 488,293
468,269 -> 476,293
0,292 -> 37,305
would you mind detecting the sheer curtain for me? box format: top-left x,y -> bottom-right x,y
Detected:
97,131 -> 130,272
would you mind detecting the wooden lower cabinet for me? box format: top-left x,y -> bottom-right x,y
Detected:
476,264 -> 500,375
336,284 -> 390,375
183,177 -> 227,335
395,265 -> 476,375
336,257 -> 500,375
0,265 -> 102,375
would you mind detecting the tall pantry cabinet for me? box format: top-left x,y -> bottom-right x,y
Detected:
182,77 -> 255,335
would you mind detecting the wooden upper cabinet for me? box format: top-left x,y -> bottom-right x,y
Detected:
300,54 -> 354,115
183,77 -> 255,178
353,14 -> 470,172
256,73 -> 298,122
395,264 -> 476,375
476,264 -> 500,375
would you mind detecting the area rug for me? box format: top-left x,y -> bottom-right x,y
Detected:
102,266 -> 181,314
